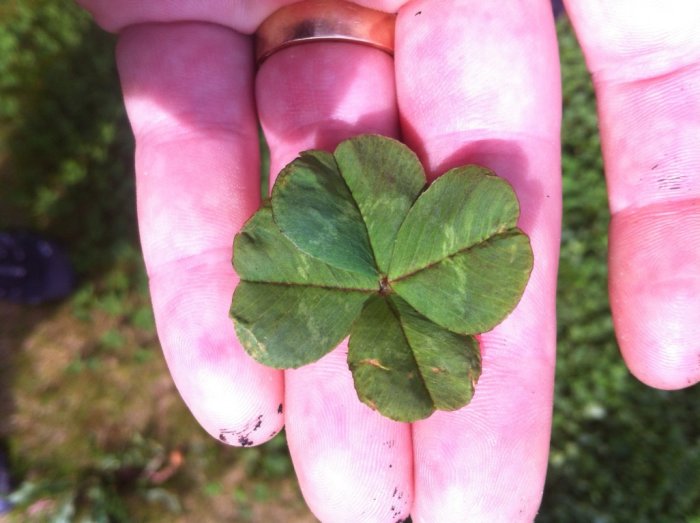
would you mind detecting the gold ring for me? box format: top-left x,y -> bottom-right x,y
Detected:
255,0 -> 396,66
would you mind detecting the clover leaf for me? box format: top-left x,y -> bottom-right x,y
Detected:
231,134 -> 533,422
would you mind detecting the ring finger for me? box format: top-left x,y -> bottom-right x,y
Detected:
256,36 -> 413,523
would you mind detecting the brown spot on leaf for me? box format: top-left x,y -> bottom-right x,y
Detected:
360,358 -> 390,371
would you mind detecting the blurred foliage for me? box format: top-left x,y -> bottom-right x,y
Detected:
8,435 -> 182,522
0,1 -> 698,522
0,0 -> 137,281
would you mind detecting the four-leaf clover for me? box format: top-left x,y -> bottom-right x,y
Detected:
231,134 -> 533,422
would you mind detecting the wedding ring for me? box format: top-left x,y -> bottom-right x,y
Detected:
255,0 -> 396,66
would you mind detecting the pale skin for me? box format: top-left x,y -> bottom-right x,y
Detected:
76,1 -> 700,521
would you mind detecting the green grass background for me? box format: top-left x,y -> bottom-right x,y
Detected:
0,1 -> 698,521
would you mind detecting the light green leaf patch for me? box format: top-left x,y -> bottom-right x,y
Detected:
231,134 -> 533,421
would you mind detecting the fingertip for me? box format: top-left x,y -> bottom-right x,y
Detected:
617,295 -> 700,390
285,345 -> 413,523
610,200 -> 700,390
149,260 -> 285,447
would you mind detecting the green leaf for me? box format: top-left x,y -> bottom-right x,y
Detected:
271,150 -> 377,277
231,203 -> 375,367
334,135 -> 426,273
389,166 -> 521,278
388,167 -> 533,333
348,295 -> 481,422
391,231 -> 533,333
234,204 -> 376,291
232,282 -> 369,369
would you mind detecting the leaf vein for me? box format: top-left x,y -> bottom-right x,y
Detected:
241,279 -> 377,293
386,298 -> 434,407
389,228 -> 521,283
334,153 -> 384,277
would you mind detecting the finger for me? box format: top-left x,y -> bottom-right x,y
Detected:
565,0 -> 700,389
396,1 -> 561,521
257,43 -> 413,522
117,23 -> 284,445
77,0 -> 406,34
77,0 -> 297,34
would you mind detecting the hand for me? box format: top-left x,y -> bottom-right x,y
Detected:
75,1 -> 700,521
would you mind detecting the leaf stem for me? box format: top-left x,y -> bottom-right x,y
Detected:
378,275 -> 392,296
